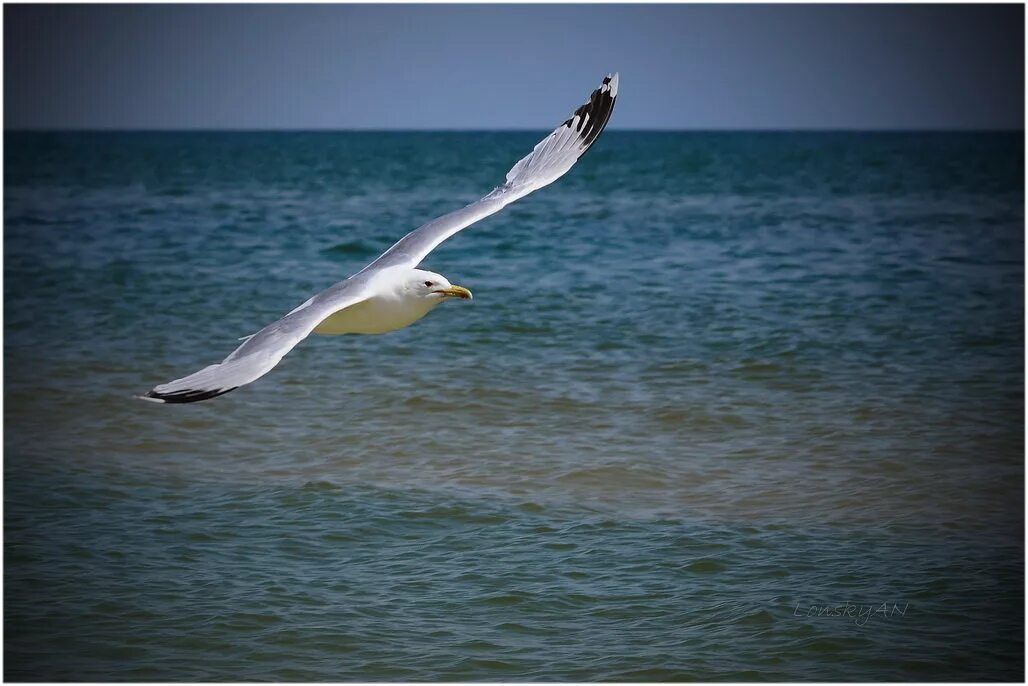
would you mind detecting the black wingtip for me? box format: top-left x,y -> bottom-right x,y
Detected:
142,387 -> 238,404
560,73 -> 618,156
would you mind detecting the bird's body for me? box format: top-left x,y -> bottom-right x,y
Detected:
311,268 -> 468,336
143,74 -> 618,403
313,293 -> 424,336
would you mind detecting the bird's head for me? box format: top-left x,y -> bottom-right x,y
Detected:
408,269 -> 473,302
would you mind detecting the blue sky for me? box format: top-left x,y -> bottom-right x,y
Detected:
4,4 -> 1023,130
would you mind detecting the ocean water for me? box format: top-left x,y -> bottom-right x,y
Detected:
4,131 -> 1024,681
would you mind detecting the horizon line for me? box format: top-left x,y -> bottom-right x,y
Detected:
5,127 -> 1025,134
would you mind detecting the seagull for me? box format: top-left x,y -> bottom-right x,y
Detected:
142,73 -> 618,404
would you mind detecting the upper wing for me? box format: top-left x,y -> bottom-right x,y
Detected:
142,276 -> 374,403
362,73 -> 618,272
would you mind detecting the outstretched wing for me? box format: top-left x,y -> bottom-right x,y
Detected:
362,73 -> 618,272
142,277 -> 373,404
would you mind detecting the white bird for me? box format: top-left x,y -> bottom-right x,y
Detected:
143,73 -> 619,404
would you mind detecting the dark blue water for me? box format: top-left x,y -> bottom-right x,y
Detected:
5,131 -> 1024,680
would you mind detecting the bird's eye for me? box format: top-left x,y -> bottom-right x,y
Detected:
424,281 -> 434,287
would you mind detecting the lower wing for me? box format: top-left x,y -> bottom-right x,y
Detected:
141,281 -> 370,404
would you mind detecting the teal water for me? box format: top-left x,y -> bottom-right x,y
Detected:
5,131 -> 1024,680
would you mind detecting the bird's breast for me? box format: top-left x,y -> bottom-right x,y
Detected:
313,294 -> 434,335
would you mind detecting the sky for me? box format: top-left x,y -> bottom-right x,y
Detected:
4,4 -> 1024,130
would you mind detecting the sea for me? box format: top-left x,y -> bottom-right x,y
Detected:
4,131 -> 1024,681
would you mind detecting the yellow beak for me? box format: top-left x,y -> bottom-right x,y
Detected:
434,285 -> 473,300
